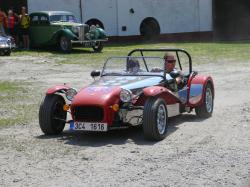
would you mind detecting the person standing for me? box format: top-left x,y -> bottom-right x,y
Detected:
6,10 -> 15,36
19,6 -> 30,50
0,8 -> 7,35
8,8 -> 20,46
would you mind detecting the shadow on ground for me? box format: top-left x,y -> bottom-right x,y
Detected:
15,46 -> 100,55
36,113 -> 205,147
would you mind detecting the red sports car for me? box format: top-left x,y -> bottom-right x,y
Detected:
39,49 -> 214,141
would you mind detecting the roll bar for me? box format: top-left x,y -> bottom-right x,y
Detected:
127,49 -> 192,73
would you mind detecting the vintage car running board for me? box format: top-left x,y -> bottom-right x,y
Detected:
71,39 -> 108,44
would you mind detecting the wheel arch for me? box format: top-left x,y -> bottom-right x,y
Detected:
46,85 -> 71,95
85,18 -> 105,29
188,75 -> 214,107
52,29 -> 77,44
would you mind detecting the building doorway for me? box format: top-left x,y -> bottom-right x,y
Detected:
213,0 -> 250,40
140,17 -> 160,41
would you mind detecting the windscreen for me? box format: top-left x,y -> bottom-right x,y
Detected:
50,14 -> 77,23
102,57 -> 165,76
128,50 -> 191,75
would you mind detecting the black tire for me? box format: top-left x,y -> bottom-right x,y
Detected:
92,42 -> 103,52
39,95 -> 67,135
59,36 -> 72,53
4,50 -> 11,56
195,83 -> 214,118
143,97 -> 168,141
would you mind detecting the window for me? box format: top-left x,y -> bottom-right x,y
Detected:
31,15 -> 39,25
40,15 -> 49,25
50,15 -> 77,23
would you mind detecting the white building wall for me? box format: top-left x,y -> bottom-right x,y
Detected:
28,0 -> 212,37
116,0 -> 212,36
28,0 -> 81,22
199,0 -> 213,31
82,0 -> 118,36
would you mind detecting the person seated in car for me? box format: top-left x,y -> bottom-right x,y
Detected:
127,58 -> 141,73
163,53 -> 185,91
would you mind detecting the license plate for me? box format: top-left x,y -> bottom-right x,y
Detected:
72,122 -> 108,132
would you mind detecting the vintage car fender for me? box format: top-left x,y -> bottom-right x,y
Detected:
187,75 -> 214,107
143,86 -> 181,105
46,85 -> 71,95
51,29 -> 77,44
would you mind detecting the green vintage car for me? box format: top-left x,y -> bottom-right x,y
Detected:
29,11 -> 107,53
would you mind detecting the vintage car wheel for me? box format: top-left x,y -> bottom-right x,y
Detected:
59,36 -> 72,53
195,83 -> 214,118
39,95 -> 67,135
143,97 -> 168,141
92,42 -> 103,52
4,50 -> 11,56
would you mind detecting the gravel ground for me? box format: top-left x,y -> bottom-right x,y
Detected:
0,56 -> 249,187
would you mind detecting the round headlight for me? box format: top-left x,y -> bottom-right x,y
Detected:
72,26 -> 79,34
66,88 -> 77,101
120,89 -> 132,103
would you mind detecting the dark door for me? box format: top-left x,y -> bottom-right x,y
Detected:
213,0 -> 250,40
0,0 -> 28,14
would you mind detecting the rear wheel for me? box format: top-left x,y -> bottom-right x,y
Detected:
143,97 -> 168,141
195,84 -> 214,118
59,36 -> 72,53
4,50 -> 11,56
92,42 -> 103,52
39,95 -> 67,135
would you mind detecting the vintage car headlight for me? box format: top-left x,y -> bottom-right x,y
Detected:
0,40 -> 8,48
120,89 -> 132,103
66,88 -> 77,101
72,26 -> 79,34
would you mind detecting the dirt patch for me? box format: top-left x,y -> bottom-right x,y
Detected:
0,56 -> 249,186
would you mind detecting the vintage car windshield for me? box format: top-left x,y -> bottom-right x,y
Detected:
50,14 -> 78,23
102,57 -> 165,76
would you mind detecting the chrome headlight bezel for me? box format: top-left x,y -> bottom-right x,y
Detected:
71,26 -> 79,34
120,89 -> 132,103
65,88 -> 77,101
0,40 -> 8,47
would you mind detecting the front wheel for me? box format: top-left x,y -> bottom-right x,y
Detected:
4,50 -> 11,56
195,83 -> 214,118
39,95 -> 67,135
92,42 -> 103,52
59,36 -> 72,53
143,97 -> 168,141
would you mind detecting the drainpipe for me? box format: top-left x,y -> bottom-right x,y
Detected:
116,0 -> 119,36
79,0 -> 83,23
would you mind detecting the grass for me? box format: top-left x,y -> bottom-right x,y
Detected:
0,81 -> 37,128
12,42 -> 250,66
0,81 -> 20,92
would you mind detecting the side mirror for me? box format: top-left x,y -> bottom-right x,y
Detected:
170,71 -> 180,79
91,70 -> 100,78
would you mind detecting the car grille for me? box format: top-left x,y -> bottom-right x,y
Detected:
78,24 -> 89,41
78,26 -> 84,41
73,106 -> 104,122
